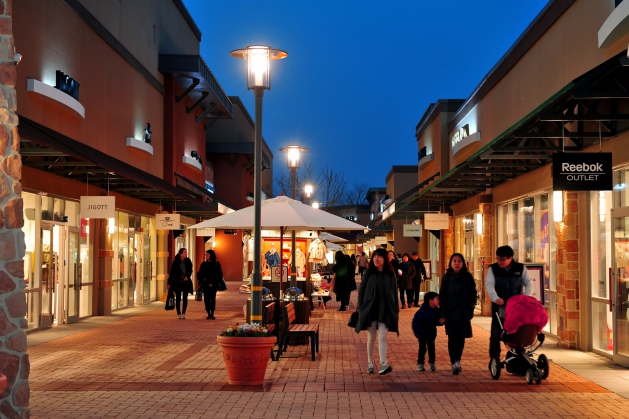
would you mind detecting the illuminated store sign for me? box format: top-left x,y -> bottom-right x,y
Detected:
55,70 -> 80,101
451,124 -> 481,155
552,152 -> 612,191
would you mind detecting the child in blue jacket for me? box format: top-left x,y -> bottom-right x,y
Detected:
411,291 -> 444,371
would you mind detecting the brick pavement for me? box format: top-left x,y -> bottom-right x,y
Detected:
28,284 -> 629,418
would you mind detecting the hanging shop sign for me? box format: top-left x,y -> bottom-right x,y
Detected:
375,237 -> 387,245
197,227 -> 215,237
80,196 -> 115,219
424,213 -> 450,230
403,224 -> 423,237
552,152 -> 613,191
156,213 -> 181,230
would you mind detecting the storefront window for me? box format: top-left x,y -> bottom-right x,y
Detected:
613,168 -> 629,207
22,192 -> 39,329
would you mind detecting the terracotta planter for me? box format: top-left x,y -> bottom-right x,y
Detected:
0,374 -> 6,393
216,336 -> 276,385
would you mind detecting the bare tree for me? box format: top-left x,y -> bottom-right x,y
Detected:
274,162 -> 348,206
343,182 -> 369,205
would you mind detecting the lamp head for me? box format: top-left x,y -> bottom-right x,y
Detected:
230,45 -> 288,90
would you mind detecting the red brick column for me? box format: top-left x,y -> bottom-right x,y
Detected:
0,1 -> 30,417
479,203 -> 494,316
442,216 -> 454,278
555,191 -> 579,348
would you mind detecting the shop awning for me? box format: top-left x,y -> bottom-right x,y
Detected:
158,54 -> 233,127
19,116 -> 233,219
388,50 -> 629,218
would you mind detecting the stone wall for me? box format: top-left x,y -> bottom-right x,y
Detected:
479,203 -> 494,316
555,191 -> 580,349
0,1 -> 30,417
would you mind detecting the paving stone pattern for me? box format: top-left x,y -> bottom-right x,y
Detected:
29,284 -> 629,418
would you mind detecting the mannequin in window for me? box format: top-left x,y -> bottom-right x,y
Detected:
265,246 -> 280,267
289,246 -> 307,277
308,238 -> 328,264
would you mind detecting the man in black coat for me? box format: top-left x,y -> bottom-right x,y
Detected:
485,245 -> 533,360
411,251 -> 427,307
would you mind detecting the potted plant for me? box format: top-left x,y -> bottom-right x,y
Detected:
216,323 -> 276,385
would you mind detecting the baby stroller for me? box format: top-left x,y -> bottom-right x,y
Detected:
489,294 -> 550,385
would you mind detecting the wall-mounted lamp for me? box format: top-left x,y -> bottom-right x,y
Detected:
553,190 -> 563,222
144,123 -> 152,143
191,150 -> 202,165
108,218 -> 115,234
476,213 -> 483,235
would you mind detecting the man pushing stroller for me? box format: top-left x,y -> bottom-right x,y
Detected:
485,245 -> 533,367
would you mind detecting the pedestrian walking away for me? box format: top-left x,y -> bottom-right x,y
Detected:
331,251 -> 351,311
486,245 -> 532,363
439,253 -> 478,375
397,253 -> 415,309
358,252 -> 369,276
412,291 -> 444,372
167,248 -> 193,319
355,247 -> 399,375
345,254 -> 357,308
197,249 -> 223,319
411,251 -> 427,307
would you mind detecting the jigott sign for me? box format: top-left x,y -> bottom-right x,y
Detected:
403,224 -> 423,237
80,196 -> 115,218
552,152 -> 612,191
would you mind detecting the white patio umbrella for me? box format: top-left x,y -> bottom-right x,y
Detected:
189,195 -> 367,231
326,241 -> 343,250
319,232 -> 348,242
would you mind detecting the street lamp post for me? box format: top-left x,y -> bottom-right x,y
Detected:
231,45 -> 287,322
279,145 -> 308,289
304,184 -> 313,205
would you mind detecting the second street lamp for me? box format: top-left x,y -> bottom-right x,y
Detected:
279,145 -> 308,288
304,184 -> 313,205
231,45 -> 287,322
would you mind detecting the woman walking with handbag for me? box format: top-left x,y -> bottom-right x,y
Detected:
354,247 -> 399,375
197,249 -> 223,319
167,248 -> 193,319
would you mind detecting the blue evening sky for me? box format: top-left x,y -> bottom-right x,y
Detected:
182,0 -> 549,195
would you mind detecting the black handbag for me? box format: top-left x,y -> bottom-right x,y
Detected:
217,278 -> 227,292
347,310 -> 359,328
195,287 -> 203,301
165,290 -> 175,311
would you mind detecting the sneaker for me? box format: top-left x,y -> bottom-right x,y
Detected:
429,363 -> 436,372
367,363 -> 375,374
182,314 -> 186,319
456,361 -> 463,372
379,362 -> 392,375
417,364 -> 425,371
452,363 -> 459,375
177,314 -> 181,319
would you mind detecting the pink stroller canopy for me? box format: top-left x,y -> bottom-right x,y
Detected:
503,295 -> 548,334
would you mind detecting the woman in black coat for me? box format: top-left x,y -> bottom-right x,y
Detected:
439,252 -> 478,375
355,247 -> 399,375
197,249 -> 223,320
332,251 -> 350,312
167,248 -> 193,319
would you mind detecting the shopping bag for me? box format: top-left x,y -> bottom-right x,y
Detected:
195,288 -> 203,301
160,291 -> 168,303
165,290 -> 175,310
217,278 -> 227,292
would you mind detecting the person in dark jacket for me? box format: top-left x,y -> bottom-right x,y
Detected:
439,253 -> 478,375
355,247 -> 399,375
167,248 -> 193,319
485,245 -> 532,360
411,251 -> 427,307
397,253 -> 416,309
345,254 -> 357,308
411,291 -> 444,371
332,251 -> 350,311
197,249 -> 223,319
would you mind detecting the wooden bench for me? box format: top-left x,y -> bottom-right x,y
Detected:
263,302 -> 279,360
278,302 -> 319,361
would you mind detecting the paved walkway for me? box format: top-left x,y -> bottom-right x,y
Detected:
27,283 -> 629,418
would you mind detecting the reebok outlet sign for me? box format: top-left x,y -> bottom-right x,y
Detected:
552,152 -> 612,191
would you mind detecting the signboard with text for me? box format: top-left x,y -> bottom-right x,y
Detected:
80,196 -> 115,219
403,224 -> 423,237
156,213 -> 181,230
424,213 -> 450,230
196,227 -> 215,237
552,152 -> 612,191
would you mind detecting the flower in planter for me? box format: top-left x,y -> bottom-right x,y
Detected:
220,322 -> 272,337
